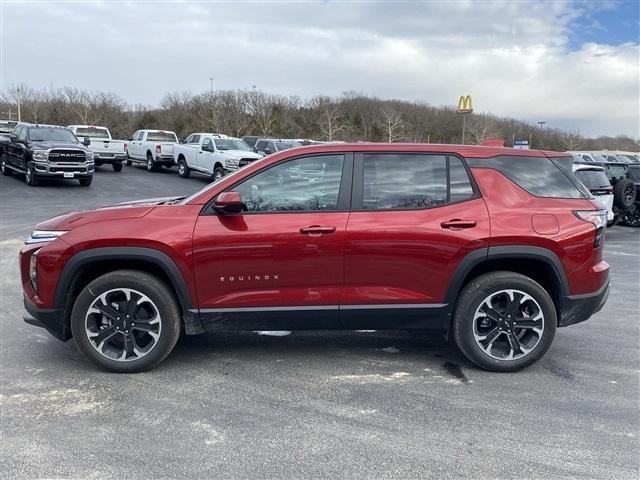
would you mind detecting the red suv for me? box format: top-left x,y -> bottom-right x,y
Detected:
20,144 -> 610,372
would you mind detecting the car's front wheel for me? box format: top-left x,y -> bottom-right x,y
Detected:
452,271 -> 556,372
25,164 -> 38,186
213,166 -> 224,181
70,270 -> 181,373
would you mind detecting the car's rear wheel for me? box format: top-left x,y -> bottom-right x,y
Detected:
621,208 -> 640,227
147,153 -> 158,172
453,271 -> 556,372
71,270 -> 181,373
25,164 -> 38,186
112,162 -> 123,172
178,158 -> 190,178
1,154 -> 12,176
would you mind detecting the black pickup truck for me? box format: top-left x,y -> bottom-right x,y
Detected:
0,124 -> 94,186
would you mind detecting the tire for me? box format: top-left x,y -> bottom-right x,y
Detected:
25,163 -> 38,186
613,179 -> 636,210
146,153 -> 158,172
452,271 -> 557,372
213,166 -> 224,181
178,158 -> 190,178
621,208 -> 640,227
124,154 -> 132,167
112,162 -> 123,172
79,177 -> 93,187
70,270 -> 181,373
1,154 -> 12,176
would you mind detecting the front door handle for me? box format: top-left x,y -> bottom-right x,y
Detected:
299,225 -> 337,236
441,219 -> 477,229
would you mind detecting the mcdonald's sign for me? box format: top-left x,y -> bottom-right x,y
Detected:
457,95 -> 473,114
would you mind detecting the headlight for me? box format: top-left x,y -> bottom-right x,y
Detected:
32,150 -> 49,161
25,230 -> 67,245
30,249 -> 40,293
225,158 -> 239,168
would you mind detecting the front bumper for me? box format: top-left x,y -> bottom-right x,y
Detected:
23,296 -> 69,341
33,161 -> 94,178
559,279 -> 610,327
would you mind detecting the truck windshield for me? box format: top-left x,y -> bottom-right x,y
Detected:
0,123 -> 17,134
28,128 -> 78,143
147,132 -> 178,142
215,139 -> 251,151
75,127 -> 110,139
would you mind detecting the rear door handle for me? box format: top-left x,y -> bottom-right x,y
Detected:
299,225 -> 337,236
441,219 -> 477,229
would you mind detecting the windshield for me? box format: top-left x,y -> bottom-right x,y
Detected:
75,127 -> 110,139
276,141 -> 301,151
29,128 -> 78,143
574,170 -> 611,190
215,139 -> 251,151
147,131 -> 178,142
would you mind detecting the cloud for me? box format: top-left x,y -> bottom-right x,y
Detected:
1,1 -> 637,137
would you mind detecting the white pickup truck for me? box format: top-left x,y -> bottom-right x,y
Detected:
173,133 -> 262,181
68,125 -> 127,172
125,129 -> 179,172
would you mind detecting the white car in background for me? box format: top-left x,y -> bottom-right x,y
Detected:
125,129 -> 179,172
68,125 -> 127,172
572,163 -> 615,225
173,133 -> 262,181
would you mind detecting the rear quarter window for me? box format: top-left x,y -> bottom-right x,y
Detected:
467,156 -> 588,199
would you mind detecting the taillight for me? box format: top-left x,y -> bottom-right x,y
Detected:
155,145 -> 161,154
606,187 -> 613,194
124,143 -> 128,152
574,210 -> 607,247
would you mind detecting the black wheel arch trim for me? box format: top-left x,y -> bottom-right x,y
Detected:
53,247 -> 194,314
445,245 -> 570,307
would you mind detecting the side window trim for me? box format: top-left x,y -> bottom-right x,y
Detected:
202,152 -> 354,215
351,152 -> 479,211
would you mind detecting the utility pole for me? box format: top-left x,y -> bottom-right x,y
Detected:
537,121 -> 546,149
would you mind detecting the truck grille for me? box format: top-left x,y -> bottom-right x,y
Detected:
239,158 -> 258,168
48,150 -> 87,163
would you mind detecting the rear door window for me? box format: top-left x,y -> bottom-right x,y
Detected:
358,153 -> 474,210
574,170 -> 611,191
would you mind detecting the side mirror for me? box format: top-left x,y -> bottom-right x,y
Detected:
83,137 -> 91,146
128,136 -> 134,141
10,134 -> 18,143
264,147 -> 272,155
213,191 -> 243,214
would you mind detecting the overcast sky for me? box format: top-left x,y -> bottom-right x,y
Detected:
1,0 -> 638,138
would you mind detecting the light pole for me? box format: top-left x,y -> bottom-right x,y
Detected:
209,77 -> 215,130
537,121 -> 546,149
16,86 -> 22,122
209,77 -> 214,97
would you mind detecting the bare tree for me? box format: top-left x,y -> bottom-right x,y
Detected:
312,97 -> 346,142
467,114 -> 500,144
380,107 -> 404,142
560,129 -> 584,151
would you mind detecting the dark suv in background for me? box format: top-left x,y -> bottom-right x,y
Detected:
0,124 -> 94,186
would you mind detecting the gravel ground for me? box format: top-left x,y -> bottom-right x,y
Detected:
1,165 -> 639,479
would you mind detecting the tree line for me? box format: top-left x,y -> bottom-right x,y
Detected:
1,84 -> 638,152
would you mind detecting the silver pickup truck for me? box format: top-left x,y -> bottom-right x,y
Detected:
68,125 -> 127,172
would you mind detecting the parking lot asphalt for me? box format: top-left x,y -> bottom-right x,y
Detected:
1,165 -> 639,479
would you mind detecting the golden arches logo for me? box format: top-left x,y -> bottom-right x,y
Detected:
457,95 -> 473,113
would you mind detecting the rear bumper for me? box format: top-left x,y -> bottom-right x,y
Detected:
94,154 -> 126,164
154,155 -> 174,165
23,296 -> 69,341
559,279 -> 610,327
